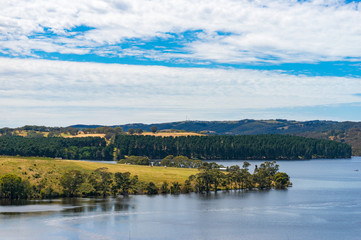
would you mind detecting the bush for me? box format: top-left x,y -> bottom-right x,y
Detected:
274,172 -> 290,189
170,182 -> 181,194
160,181 -> 169,194
146,182 -> 158,195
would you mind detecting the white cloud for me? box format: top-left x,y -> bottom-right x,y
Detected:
1,0 -> 361,63
0,57 -> 360,126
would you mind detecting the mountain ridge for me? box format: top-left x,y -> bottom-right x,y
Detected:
71,119 -> 355,135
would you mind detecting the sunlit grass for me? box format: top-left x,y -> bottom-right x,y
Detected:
0,156 -> 198,191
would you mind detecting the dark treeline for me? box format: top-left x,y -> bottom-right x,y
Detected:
0,136 -> 113,160
0,169 -> 141,199
155,155 -> 203,168
0,134 -> 351,160
119,156 -> 151,165
0,125 -> 79,136
0,161 -> 291,199
112,134 -> 351,160
118,155 -> 203,168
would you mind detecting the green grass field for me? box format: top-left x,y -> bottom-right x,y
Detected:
0,156 -> 198,191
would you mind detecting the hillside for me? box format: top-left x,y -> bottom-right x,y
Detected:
72,119 -> 361,155
2,119 -> 360,155
72,119 -> 361,135
0,156 -> 198,192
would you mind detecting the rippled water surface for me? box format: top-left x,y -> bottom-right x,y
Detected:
1,157 -> 361,240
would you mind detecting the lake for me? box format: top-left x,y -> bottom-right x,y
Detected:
1,157 -> 361,240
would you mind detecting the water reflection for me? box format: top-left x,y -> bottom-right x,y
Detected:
0,198 -> 60,206
0,197 -> 135,217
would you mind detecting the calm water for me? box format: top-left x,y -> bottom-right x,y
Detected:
1,157 -> 361,240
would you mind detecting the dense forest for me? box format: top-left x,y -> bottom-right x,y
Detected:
113,135 -> 351,160
0,136 -> 114,160
0,134 -> 351,160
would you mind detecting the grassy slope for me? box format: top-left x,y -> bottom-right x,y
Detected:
0,156 -> 198,191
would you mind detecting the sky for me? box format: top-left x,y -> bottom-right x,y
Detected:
1,0 -> 361,127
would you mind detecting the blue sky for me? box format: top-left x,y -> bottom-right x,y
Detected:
1,0 -> 361,127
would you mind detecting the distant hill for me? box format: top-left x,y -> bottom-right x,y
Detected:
71,119 -> 361,155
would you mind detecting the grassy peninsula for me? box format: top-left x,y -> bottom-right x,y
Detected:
0,156 -> 291,199
0,156 -> 197,191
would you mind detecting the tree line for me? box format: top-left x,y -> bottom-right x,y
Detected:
0,125 -> 79,137
0,168 -> 140,199
117,155 -> 291,192
0,125 -> 156,140
112,134 -> 351,160
0,134 -> 352,160
119,155 -> 204,168
0,136 -> 113,160
0,161 -> 291,199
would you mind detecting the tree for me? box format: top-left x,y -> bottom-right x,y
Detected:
210,169 -> 225,192
66,127 -> 78,136
181,179 -> 193,193
146,182 -> 158,195
170,182 -> 181,194
253,161 -> 279,189
161,155 -> 174,167
135,128 -> 143,134
0,174 -> 31,199
114,127 -> 123,134
160,181 -> 169,194
274,172 -> 290,189
193,162 -> 226,193
114,172 -> 132,195
150,126 -> 157,134
228,165 -> 241,189
88,168 -> 113,196
128,128 -> 135,135
60,170 -> 85,197
240,162 -> 252,189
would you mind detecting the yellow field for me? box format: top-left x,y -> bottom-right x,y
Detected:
13,130 -> 48,137
140,132 -> 203,137
0,156 -> 198,191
